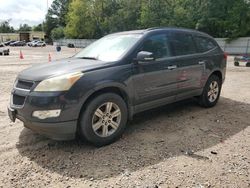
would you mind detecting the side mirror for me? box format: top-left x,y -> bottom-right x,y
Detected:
136,51 -> 154,62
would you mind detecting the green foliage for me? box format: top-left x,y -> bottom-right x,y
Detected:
18,24 -> 32,32
44,0 -> 71,41
65,0 -> 96,39
0,20 -> 15,33
47,0 -> 250,39
51,27 -> 65,40
33,24 -> 43,32
194,0 -> 250,38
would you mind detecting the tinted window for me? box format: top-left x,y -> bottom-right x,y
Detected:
170,32 -> 196,56
141,34 -> 171,60
195,36 -> 216,52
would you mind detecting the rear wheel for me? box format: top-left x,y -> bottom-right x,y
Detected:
79,93 -> 128,146
234,62 -> 239,66
198,75 -> 222,108
246,62 -> 250,67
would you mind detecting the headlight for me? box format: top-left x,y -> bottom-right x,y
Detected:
34,72 -> 83,92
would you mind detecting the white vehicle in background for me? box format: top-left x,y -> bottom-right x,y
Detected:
32,41 -> 46,47
27,40 -> 39,47
0,43 -> 10,55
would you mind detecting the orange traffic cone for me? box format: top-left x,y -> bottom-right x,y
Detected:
19,50 -> 24,59
48,53 -> 51,62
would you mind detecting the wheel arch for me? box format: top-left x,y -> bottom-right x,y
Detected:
77,83 -> 133,128
210,70 -> 222,82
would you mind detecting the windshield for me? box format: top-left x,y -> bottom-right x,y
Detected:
75,34 -> 142,62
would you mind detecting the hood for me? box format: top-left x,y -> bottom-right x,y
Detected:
18,58 -> 109,81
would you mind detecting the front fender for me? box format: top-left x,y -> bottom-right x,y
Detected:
74,80 -> 133,120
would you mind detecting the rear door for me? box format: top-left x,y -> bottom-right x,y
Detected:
169,32 -> 205,98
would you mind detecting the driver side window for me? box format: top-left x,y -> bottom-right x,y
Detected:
141,34 -> 170,60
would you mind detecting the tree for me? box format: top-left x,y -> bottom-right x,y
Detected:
51,27 -> 65,40
18,24 -> 32,31
63,0 -> 250,39
65,0 -> 96,39
65,0 -> 142,38
195,0 -> 250,38
44,0 -> 71,41
0,20 -> 15,33
33,24 -> 43,31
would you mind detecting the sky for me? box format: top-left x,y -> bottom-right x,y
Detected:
0,0 -> 53,28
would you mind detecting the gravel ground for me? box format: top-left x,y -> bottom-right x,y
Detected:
0,46 -> 249,188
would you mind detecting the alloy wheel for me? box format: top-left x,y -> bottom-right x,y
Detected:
92,102 -> 121,137
207,81 -> 219,102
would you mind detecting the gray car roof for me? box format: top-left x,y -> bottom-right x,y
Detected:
110,27 -> 212,38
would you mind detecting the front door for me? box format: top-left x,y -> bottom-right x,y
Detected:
133,33 -> 179,107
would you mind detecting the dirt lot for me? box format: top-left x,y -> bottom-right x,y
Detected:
0,46 -> 249,188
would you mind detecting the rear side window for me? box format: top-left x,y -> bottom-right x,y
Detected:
141,34 -> 171,60
195,36 -> 217,53
170,32 -> 196,56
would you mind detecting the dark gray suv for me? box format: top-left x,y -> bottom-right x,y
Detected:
8,28 -> 227,146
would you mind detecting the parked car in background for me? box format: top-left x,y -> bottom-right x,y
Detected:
67,43 -> 75,48
33,41 -> 46,47
4,40 -> 16,46
27,40 -> 39,47
234,55 -> 250,67
0,43 -> 10,55
8,27 -> 227,146
9,41 -> 26,46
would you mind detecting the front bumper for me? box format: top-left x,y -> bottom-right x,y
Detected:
8,106 -> 77,140
8,82 -> 82,140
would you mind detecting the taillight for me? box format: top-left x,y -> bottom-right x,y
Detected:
223,52 -> 227,60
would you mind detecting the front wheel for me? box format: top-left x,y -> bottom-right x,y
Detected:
198,75 -> 222,108
234,62 -> 239,66
79,93 -> 128,146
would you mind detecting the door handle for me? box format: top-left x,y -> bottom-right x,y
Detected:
167,65 -> 177,70
198,61 -> 205,65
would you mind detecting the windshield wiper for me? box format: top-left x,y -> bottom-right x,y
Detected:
79,56 -> 98,60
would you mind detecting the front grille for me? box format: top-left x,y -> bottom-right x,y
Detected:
12,94 -> 25,106
16,80 -> 34,90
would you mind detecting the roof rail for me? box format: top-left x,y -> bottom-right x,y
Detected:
146,27 -> 164,31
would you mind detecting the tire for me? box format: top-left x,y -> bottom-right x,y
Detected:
234,62 -> 239,66
79,93 -> 128,146
198,75 -> 222,108
246,63 -> 250,67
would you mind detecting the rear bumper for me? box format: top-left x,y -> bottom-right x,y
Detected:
234,57 -> 250,62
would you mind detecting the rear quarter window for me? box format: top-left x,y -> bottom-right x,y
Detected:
195,36 -> 217,53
